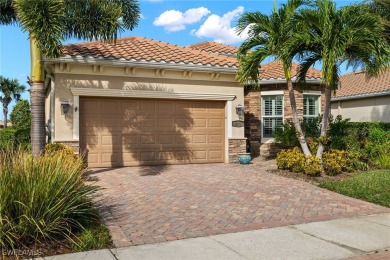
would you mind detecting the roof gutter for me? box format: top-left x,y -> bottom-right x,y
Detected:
44,56 -> 238,74
331,90 -> 390,102
246,77 -> 322,85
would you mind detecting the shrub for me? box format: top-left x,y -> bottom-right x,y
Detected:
301,116 -> 321,139
276,149 -> 290,170
322,150 -> 360,175
276,147 -> 309,174
0,128 -> 16,149
276,147 -> 305,172
304,155 -> 321,176
0,150 -> 96,249
10,100 -> 31,129
273,121 -> 299,147
45,142 -> 75,157
375,154 -> 390,169
328,115 -> 351,150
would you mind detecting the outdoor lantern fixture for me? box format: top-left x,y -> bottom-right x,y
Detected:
61,100 -> 70,114
236,104 -> 245,121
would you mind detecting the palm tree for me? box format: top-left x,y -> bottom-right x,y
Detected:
0,76 -> 25,128
236,0 -> 313,156
366,0 -> 390,44
0,0 -> 140,156
287,0 -> 390,158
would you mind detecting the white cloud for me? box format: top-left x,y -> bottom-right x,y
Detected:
193,6 -> 248,44
153,7 -> 211,32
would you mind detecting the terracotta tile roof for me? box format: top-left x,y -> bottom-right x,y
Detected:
259,60 -> 322,80
334,68 -> 390,98
63,36 -> 239,68
187,42 -> 239,55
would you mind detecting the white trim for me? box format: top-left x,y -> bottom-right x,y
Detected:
70,88 -> 236,101
260,90 -> 284,96
73,96 -> 79,140
47,74 -> 55,142
247,77 -> 322,85
227,101 -> 233,138
303,92 -> 322,118
260,93 -> 284,143
331,90 -> 390,101
303,90 -> 321,95
52,139 -> 78,142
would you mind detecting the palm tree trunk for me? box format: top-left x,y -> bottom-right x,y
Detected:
316,84 -> 331,159
3,101 -> 8,128
30,82 -> 46,156
30,37 -> 46,156
287,79 -> 311,156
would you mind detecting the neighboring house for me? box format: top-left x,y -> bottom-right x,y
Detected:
331,69 -> 390,122
44,37 -> 245,167
0,121 -> 12,128
44,38 -> 324,166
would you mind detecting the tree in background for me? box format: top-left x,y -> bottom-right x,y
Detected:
287,0 -> 390,158
10,99 -> 31,129
0,0 -> 140,156
0,76 -> 25,128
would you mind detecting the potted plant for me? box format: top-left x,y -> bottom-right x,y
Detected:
239,153 -> 251,164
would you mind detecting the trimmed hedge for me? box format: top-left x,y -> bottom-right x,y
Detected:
0,127 -> 31,150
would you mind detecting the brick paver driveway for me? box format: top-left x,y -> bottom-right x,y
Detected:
89,162 -> 390,247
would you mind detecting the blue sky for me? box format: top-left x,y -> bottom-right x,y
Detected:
0,0 -> 356,120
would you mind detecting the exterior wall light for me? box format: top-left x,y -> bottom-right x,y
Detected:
236,104 -> 245,121
61,100 -> 70,114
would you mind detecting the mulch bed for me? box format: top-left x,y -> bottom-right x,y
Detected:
265,167 -> 357,185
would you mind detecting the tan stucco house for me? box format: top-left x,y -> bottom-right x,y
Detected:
44,37 -> 246,167
44,38 -> 324,167
331,68 -> 390,122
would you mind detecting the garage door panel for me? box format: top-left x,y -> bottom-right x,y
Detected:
140,101 -> 156,111
122,134 -> 138,144
159,118 -> 175,128
80,97 -> 225,167
101,100 -> 120,114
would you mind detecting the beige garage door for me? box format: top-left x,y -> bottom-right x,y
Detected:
80,97 -> 225,167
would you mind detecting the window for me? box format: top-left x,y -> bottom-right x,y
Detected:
303,95 -> 320,122
262,95 -> 283,138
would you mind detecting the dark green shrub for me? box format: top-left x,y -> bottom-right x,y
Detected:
0,128 -> 16,149
273,119 -> 321,148
328,115 -> 351,150
0,150 -> 96,249
301,116 -> 321,139
14,127 -> 31,150
10,100 -> 31,129
273,121 -> 299,147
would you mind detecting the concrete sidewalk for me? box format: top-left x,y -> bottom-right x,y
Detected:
40,213 -> 390,260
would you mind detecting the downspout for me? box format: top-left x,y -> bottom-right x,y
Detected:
46,74 -> 55,142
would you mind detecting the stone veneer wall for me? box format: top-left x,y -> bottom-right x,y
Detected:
244,88 -> 261,157
245,84 -> 324,158
228,138 -> 247,163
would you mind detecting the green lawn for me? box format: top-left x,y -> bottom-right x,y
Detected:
319,170 -> 390,208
